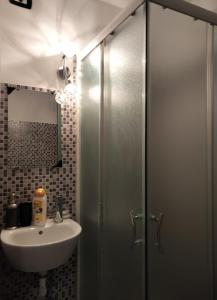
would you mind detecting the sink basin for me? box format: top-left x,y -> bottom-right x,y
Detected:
1,219 -> 81,272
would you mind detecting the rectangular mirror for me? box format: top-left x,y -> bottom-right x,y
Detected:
7,85 -> 61,168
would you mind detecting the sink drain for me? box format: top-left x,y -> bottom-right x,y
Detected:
38,231 -> 44,235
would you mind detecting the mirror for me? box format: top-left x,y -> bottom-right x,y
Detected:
7,86 -> 61,168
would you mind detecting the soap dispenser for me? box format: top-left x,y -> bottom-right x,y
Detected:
5,193 -> 18,229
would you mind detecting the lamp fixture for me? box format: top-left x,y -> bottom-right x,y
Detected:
55,54 -> 77,105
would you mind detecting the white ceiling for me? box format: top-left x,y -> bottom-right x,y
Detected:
0,0 -> 136,87
0,0 -> 135,58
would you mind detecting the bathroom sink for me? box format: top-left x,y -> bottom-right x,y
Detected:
1,219 -> 81,272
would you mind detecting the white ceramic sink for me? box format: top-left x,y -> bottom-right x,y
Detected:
1,219 -> 81,272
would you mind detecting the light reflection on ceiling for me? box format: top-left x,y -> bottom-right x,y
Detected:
0,0 -> 135,59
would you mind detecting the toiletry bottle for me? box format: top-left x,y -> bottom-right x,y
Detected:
5,193 -> 18,229
32,187 -> 47,226
19,202 -> 32,227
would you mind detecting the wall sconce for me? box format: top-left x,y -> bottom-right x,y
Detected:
55,55 -> 77,105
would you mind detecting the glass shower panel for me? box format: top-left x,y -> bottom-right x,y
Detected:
148,3 -> 212,300
101,4 -> 145,300
80,45 -> 102,300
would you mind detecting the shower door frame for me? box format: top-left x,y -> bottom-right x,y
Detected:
150,0 -> 217,25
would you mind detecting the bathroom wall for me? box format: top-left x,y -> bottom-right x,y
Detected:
0,58 -> 78,300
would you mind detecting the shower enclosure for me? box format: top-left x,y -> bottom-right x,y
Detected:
79,1 -> 217,299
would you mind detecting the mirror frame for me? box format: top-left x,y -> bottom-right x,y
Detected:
4,83 -> 62,169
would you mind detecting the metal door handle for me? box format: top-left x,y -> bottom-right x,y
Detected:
150,213 -> 164,252
130,210 -> 143,247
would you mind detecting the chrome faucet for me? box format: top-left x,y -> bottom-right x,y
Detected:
54,196 -> 64,223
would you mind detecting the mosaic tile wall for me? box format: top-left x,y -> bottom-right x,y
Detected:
0,57 -> 78,300
8,121 -> 57,168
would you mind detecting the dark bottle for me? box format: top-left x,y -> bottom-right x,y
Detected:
5,193 -> 18,229
19,202 -> 32,227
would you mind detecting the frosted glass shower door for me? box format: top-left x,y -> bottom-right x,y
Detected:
147,3 -> 212,300
101,4 -> 145,300
80,45 -> 102,300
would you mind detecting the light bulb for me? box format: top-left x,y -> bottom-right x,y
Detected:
55,91 -> 66,105
64,82 -> 77,97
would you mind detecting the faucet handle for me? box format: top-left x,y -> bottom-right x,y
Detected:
54,211 -> 63,223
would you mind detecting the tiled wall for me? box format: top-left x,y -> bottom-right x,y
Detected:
8,121 -> 57,168
0,57 -> 78,300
